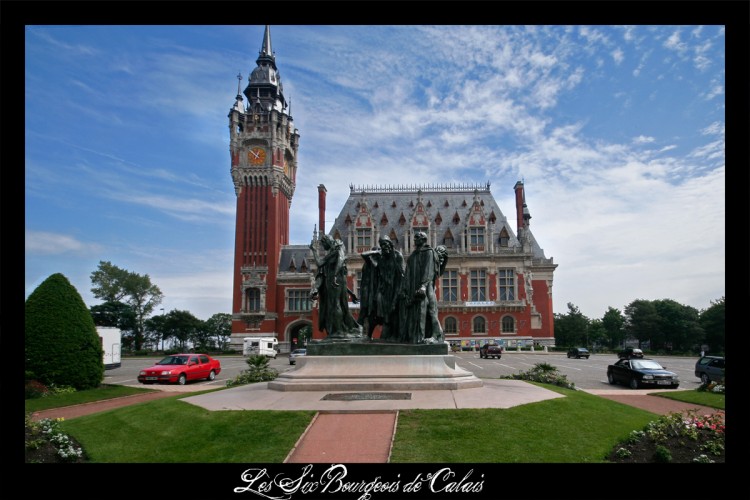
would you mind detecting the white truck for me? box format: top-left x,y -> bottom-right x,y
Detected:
243,337 -> 279,359
97,326 -> 122,370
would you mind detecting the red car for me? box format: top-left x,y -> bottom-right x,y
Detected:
137,354 -> 221,385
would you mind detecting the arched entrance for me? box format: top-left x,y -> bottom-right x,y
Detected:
286,320 -> 313,353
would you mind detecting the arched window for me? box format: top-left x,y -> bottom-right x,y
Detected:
502,315 -> 515,333
473,316 -> 486,334
444,317 -> 458,335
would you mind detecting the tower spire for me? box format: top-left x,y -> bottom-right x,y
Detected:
245,25 -> 286,112
260,25 -> 273,60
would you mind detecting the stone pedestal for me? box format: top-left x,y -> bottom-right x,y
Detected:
305,339 -> 449,356
268,354 -> 483,391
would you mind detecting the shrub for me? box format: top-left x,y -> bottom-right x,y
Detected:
226,354 -> 278,387
504,362 -> 576,389
25,380 -> 50,399
653,445 -> 672,463
25,273 -> 104,390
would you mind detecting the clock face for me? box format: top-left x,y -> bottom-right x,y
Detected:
248,147 -> 266,165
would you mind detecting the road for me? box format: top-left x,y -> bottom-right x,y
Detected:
105,351 -> 703,393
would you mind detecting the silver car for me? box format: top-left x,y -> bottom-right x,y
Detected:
289,348 -> 307,365
695,356 -> 724,384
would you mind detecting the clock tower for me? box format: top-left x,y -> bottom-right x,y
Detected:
228,25 -> 300,337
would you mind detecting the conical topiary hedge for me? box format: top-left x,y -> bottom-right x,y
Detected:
25,273 -> 104,390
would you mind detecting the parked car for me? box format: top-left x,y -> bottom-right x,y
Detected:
479,344 -> 503,359
137,354 -> 221,385
567,347 -> 590,359
607,358 -> 679,389
289,348 -> 307,365
618,347 -> 644,359
695,356 -> 725,384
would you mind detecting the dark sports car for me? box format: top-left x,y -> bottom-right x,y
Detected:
607,358 -> 679,389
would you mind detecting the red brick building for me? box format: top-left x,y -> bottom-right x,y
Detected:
228,27 -> 557,352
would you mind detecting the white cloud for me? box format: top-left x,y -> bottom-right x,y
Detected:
25,230 -> 101,255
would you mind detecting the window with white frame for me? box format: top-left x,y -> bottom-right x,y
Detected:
287,289 -> 311,312
356,228 -> 372,250
470,269 -> 487,301
441,270 -> 458,302
498,268 -> 515,301
469,226 -> 485,250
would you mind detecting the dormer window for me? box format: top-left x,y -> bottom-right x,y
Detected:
469,227 -> 485,252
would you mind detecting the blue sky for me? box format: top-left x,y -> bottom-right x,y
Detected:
24,24 -> 726,321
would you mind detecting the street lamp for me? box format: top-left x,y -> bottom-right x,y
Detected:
160,308 -> 165,351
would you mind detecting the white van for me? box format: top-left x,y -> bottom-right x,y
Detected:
243,337 -> 279,359
96,326 -> 122,369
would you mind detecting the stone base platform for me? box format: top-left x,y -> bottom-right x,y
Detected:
267,354 -> 483,391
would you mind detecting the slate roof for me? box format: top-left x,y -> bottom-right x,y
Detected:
328,184 -> 550,260
279,245 -> 313,274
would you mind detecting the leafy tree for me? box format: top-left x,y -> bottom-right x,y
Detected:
652,299 -> 702,351
163,309 -> 202,351
192,320 -> 214,352
651,299 -> 685,350
144,313 -> 170,351
623,299 -> 660,347
25,273 -> 104,390
700,297 -> 725,353
90,261 -> 163,350
554,303 -> 590,347
204,313 -> 232,351
601,307 -> 625,349
587,319 -> 607,349
297,325 -> 312,346
90,261 -> 131,302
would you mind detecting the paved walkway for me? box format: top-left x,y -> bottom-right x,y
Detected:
285,412 -> 397,463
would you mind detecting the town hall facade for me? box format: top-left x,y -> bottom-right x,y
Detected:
228,27 -> 557,352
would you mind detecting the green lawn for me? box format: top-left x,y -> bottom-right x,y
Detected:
650,388 -> 725,410
25,384 -> 158,412
391,385 -> 656,463
59,394 -> 316,463
56,384 -> 658,463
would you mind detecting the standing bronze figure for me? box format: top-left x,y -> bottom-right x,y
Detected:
400,231 -> 448,344
309,235 -> 363,339
358,236 -> 405,341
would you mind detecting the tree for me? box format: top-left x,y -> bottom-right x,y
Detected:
204,313 -> 232,351
90,261 -> 163,350
297,325 -> 313,346
652,299 -> 703,351
163,309 -> 203,351
554,303 -> 590,347
144,313 -> 170,351
587,319 -> 607,349
90,261 -> 131,302
700,296 -> 725,353
624,299 -> 660,347
25,273 -> 104,390
601,307 -> 625,349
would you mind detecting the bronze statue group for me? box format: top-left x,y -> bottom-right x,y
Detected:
309,232 -> 447,344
